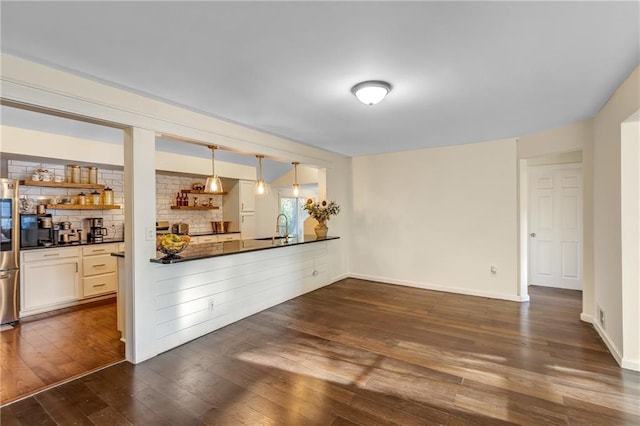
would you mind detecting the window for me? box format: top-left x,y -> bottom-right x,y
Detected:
279,196 -> 309,236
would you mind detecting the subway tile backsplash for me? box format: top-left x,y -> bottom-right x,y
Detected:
8,160 -> 125,240
155,173 -> 223,235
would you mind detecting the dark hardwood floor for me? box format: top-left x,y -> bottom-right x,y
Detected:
0,298 -> 125,406
1,279 -> 638,425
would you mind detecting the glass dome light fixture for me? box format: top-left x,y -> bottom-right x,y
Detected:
351,80 -> 392,105
204,145 -> 223,193
255,155 -> 266,195
292,161 -> 300,197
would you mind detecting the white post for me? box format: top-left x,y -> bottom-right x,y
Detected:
123,127 -> 158,363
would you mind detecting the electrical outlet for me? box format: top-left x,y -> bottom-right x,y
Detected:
598,307 -> 605,329
145,227 -> 155,241
208,298 -> 215,312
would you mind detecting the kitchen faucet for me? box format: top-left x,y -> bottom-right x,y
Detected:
275,214 -> 289,240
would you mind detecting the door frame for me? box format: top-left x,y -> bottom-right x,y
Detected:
518,155 -> 584,301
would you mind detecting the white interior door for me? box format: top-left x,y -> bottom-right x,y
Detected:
528,165 -> 583,290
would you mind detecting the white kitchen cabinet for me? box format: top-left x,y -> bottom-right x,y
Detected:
240,214 -> 256,239
192,233 -> 241,244
223,178 -> 256,237
82,243 -> 118,297
239,180 -> 256,212
217,233 -> 241,242
21,247 -> 81,315
195,235 -> 217,244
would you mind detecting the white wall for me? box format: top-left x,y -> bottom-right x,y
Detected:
592,65 -> 640,368
254,190 -> 280,237
621,113 -> 640,371
351,139 -> 521,300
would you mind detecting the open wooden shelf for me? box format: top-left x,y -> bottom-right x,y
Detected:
20,180 -> 105,190
46,204 -> 121,210
170,206 -> 220,210
180,190 -> 228,195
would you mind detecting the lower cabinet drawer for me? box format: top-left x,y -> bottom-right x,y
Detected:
218,233 -> 240,242
197,235 -> 218,244
82,254 -> 117,277
83,273 -> 117,297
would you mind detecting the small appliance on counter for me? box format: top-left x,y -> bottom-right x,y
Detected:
20,213 -> 39,248
172,222 -> 189,235
156,220 -> 170,236
87,217 -> 108,243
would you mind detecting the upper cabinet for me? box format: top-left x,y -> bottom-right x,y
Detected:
239,180 -> 255,212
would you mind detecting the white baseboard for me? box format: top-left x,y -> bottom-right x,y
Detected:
621,357 -> 640,371
329,273 -> 350,284
580,313 -> 593,323
348,273 -> 528,302
592,319 -> 623,367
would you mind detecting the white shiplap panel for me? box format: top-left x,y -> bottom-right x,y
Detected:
154,257 -> 326,321
155,264 -> 328,338
155,268 -> 328,352
150,241 -> 330,352
154,256 -> 319,312
153,243 -> 326,294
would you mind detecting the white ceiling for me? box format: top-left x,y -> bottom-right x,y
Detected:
1,1 -> 638,157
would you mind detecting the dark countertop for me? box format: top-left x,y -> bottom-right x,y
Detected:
21,239 -> 125,251
187,231 -> 241,237
138,235 -> 339,264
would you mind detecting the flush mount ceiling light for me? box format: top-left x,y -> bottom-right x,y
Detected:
204,145 -> 223,193
351,80 -> 392,105
292,162 -> 300,197
255,155 -> 267,195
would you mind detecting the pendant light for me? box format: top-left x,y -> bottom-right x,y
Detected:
292,162 -> 300,197
204,145 -> 223,193
351,80 -> 392,105
255,155 -> 266,195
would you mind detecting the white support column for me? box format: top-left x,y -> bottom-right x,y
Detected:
123,127 -> 158,363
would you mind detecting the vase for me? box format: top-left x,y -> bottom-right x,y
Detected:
314,221 -> 328,238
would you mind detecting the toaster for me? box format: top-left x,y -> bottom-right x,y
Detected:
172,222 -> 189,235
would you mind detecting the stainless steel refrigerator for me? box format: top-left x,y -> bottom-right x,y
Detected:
1,178 -> 19,325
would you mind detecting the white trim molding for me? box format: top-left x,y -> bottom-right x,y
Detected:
349,274 -> 529,302
592,319 -> 623,367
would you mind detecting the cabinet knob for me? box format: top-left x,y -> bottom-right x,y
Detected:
530,233 -> 536,238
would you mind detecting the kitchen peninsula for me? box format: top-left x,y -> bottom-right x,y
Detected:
114,234 -> 339,357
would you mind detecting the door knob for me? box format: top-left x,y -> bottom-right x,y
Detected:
530,233 -> 536,237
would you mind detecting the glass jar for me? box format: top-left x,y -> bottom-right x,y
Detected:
65,165 -> 73,183
91,190 -> 101,205
71,165 -> 81,183
77,192 -> 87,205
89,167 -> 98,184
102,187 -> 114,205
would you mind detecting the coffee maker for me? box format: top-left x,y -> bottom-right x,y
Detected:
87,217 -> 108,243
